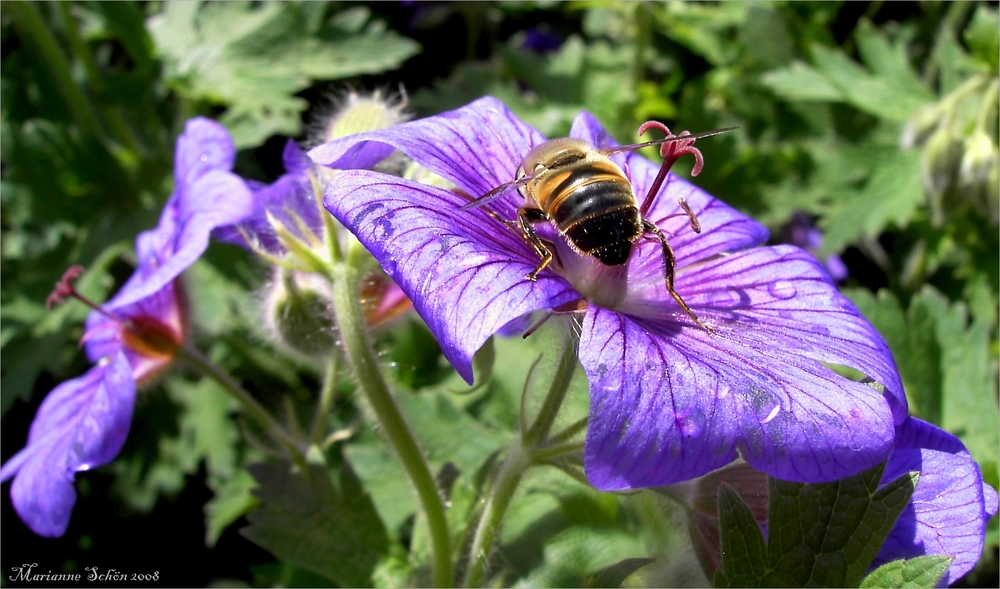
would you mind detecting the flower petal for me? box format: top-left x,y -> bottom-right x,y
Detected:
103,171 -> 253,311
580,289 -> 897,489
310,96 -> 546,219
174,118 -> 237,187
1,352 -> 135,537
323,170 -> 579,382
620,245 -> 907,420
874,418 -> 999,587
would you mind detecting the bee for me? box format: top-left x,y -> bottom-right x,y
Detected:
460,126 -> 735,331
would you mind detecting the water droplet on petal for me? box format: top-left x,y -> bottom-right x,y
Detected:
200,154 -> 208,162
707,288 -> 744,308
717,381 -> 731,399
810,324 -> 830,336
767,280 -> 797,300
761,403 -> 781,424
676,409 -> 706,437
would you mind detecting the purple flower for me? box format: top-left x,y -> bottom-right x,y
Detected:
309,96 -> 907,489
873,418 -> 998,586
1,118 -> 253,537
679,417 -> 998,586
214,140 -> 321,255
781,212 -> 848,282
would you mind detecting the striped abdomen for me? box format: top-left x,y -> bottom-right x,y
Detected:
530,159 -> 642,266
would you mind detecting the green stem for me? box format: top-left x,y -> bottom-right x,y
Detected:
531,441 -> 585,464
462,440 -> 531,588
522,334 -> 580,448
309,353 -> 340,448
463,336 -> 579,588
547,416 -> 589,447
9,1 -> 103,139
330,263 -> 453,588
180,346 -> 307,470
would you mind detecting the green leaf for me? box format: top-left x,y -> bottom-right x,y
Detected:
964,5 -> 999,73
761,61 -> 843,102
918,287 -> 1000,472
810,44 -> 929,122
766,464 -> 917,588
518,527 -> 648,588
111,376 -> 240,511
716,464 -> 918,588
243,460 -> 390,587
582,557 -> 656,588
859,556 -> 952,588
344,434 -> 416,534
843,289 -> 943,424
205,469 -> 259,547
714,485 -> 768,588
148,2 -> 419,147
820,144 -> 923,254
853,20 -> 934,108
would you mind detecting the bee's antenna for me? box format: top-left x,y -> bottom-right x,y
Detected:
459,175 -> 533,211
601,127 -> 738,156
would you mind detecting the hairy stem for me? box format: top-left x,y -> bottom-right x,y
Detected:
330,263 -> 453,587
464,335 -> 579,587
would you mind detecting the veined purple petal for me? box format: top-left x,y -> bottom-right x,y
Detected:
1,352 -> 135,537
323,170 -> 578,382
874,418 -> 999,587
310,96 -> 545,219
104,171 -> 253,310
676,246 -> 905,417
581,305 -> 895,488
174,118 -> 237,188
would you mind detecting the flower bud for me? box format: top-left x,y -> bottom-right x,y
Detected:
266,271 -> 338,358
921,124 -> 964,226
901,104 -> 943,149
959,130 -> 1000,225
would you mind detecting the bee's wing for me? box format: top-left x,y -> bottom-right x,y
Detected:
459,175 -> 533,211
601,127 -> 738,156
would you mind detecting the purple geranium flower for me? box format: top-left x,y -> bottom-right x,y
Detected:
309,96 -> 907,489
873,418 -> 998,586
1,118 -> 253,537
680,417 -> 998,586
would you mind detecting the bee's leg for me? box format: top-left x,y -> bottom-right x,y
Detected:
518,206 -> 554,281
642,220 -> 712,333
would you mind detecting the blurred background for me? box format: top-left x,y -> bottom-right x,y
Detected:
2,2 -> 997,586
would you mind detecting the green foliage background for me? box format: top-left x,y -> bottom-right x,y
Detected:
1,1 -> 997,586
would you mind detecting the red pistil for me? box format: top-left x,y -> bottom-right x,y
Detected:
637,121 -> 706,217
47,266 -> 122,323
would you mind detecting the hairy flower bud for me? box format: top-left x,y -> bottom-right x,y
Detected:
266,271 -> 338,358
921,124 -> 964,226
960,130 -> 1000,225
901,104 -> 943,149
